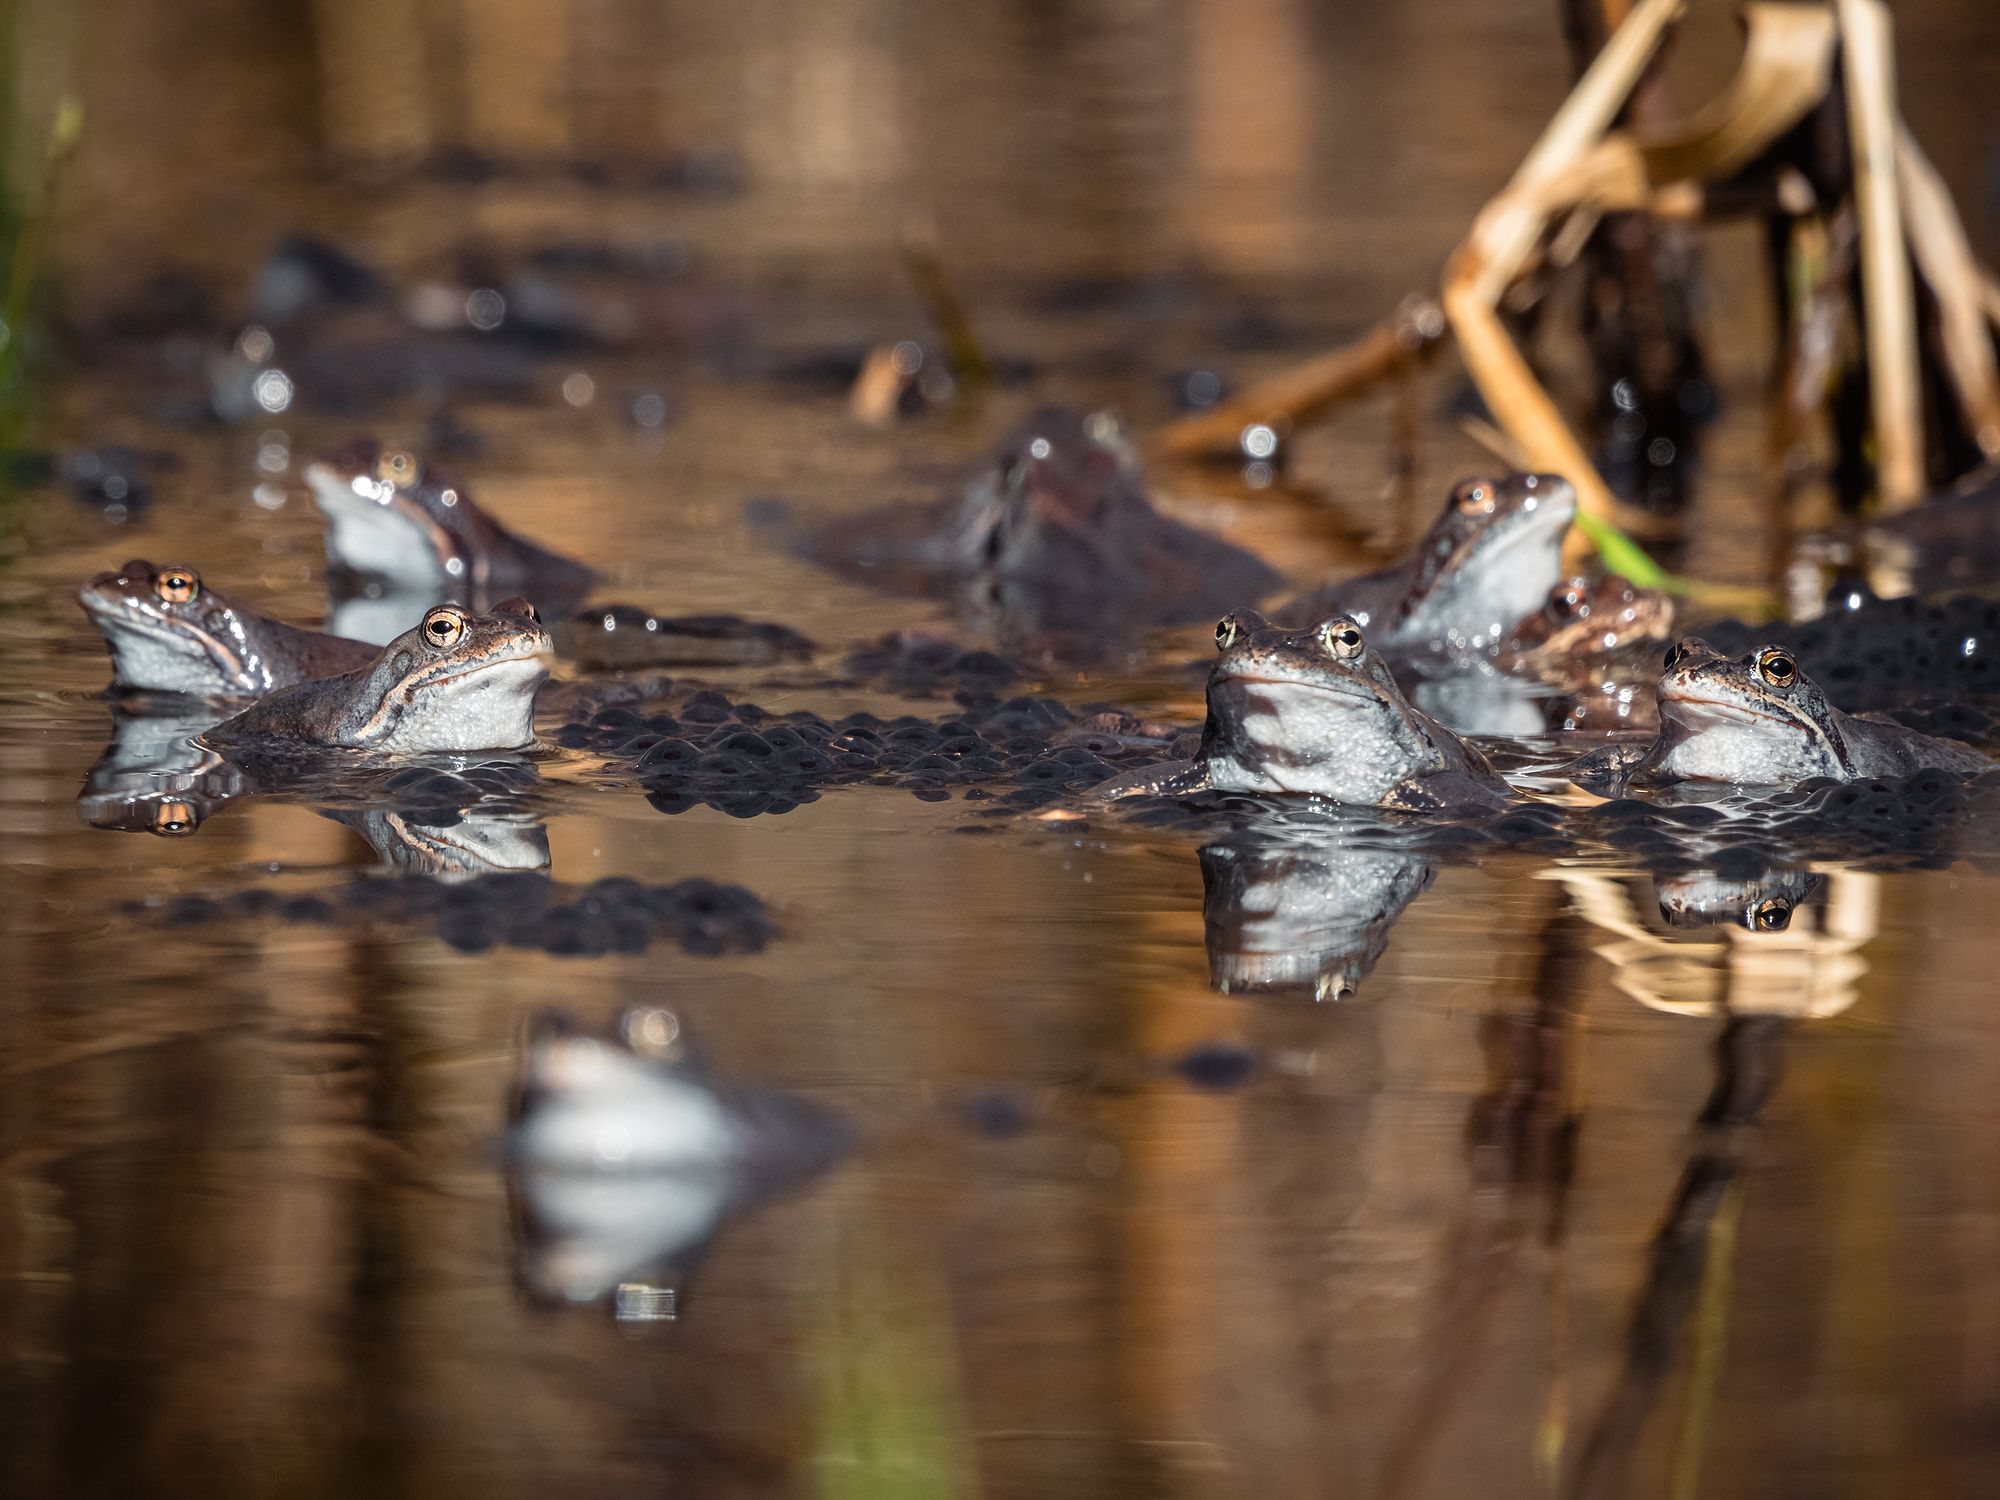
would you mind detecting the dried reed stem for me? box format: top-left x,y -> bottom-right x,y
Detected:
1837,0 -> 1924,508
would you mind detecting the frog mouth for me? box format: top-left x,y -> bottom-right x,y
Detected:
1214,671 -> 1381,707
418,649 -> 554,694
1659,691 -> 1800,732
80,591 -> 251,688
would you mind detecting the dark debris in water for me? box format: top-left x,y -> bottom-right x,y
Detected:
1706,594 -> 2000,714
562,688 -> 1146,818
137,872 -> 772,958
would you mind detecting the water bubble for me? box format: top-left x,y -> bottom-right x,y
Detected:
466,288 -> 506,331
562,371 -> 596,406
251,368 -> 293,413
1240,423 -> 1278,460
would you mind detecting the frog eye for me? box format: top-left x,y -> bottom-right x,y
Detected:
421,607 -> 467,649
1453,480 -> 1497,516
1664,640 -> 1693,671
376,449 -> 422,489
1215,615 -> 1242,651
1757,648 -> 1797,687
155,568 -> 200,604
1546,581 -> 1587,622
152,799 -> 199,837
1317,618 -> 1365,660
1751,897 -> 1793,932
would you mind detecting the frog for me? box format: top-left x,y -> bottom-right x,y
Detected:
78,559 -> 375,698
505,1005 -> 847,1314
1597,638 -> 1993,787
753,407 -> 1281,655
201,599 -> 554,756
305,442 -> 598,609
1095,610 -> 1512,811
1284,474 -> 1577,656
1497,574 -> 1675,687
1201,834 -> 1435,1000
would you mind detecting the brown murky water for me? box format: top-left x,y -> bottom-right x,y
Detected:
5,2 -> 2000,1496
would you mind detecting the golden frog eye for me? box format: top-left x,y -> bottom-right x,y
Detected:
376,449 -> 421,489
1318,618 -> 1365,661
1215,615 -> 1242,651
1752,897 -> 1792,932
1757,648 -> 1796,687
156,568 -> 200,604
152,799 -> 199,836
421,607 -> 467,649
1453,480 -> 1497,516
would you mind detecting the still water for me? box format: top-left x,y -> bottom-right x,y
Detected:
5,1 -> 2000,1496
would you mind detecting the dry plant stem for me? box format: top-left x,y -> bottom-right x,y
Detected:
1444,253 -> 1669,557
1470,0 -> 1687,306
1837,0 -> 1923,509
1513,4 -> 1837,225
896,218 -> 994,391
1896,124 -> 2000,458
1150,299 -> 1442,460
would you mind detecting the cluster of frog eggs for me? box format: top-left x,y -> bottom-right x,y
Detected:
1706,593 -> 2000,716
145,871 -> 773,959
559,689 -> 1142,818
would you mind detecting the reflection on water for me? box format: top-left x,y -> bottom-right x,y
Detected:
1201,829 -> 1434,1000
7,1 -> 2000,1496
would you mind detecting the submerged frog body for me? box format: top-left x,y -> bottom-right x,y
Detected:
1201,835 -> 1435,1000
203,600 -> 553,756
759,407 -> 1280,652
505,1006 -> 847,1312
1098,611 -> 1510,811
1287,474 -> 1576,655
1632,638 -> 1991,786
79,559 -> 374,698
305,442 -> 598,609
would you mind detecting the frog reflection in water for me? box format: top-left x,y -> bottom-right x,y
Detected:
1616,638 -> 1993,787
306,442 -> 599,609
79,559 -> 375,699
77,706 -> 250,835
1098,611 -> 1511,811
202,600 -> 554,756
761,407 -> 1280,653
505,1006 -> 847,1314
1285,474 -> 1576,656
1202,835 -> 1435,1000
1655,868 -> 1822,932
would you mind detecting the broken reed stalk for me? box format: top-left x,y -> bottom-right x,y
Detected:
1895,125 -> 2000,459
1836,0 -> 1924,509
1151,297 -> 1444,460
1468,0 -> 1687,307
896,217 -> 995,393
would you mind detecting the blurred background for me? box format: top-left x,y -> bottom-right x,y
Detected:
4,4 -> 2000,1499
